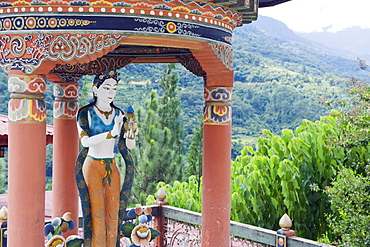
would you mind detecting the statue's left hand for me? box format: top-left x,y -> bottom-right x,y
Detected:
124,125 -> 138,140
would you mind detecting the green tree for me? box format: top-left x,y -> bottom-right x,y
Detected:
0,71 -> 9,116
0,153 -> 8,194
157,64 -> 184,177
146,175 -> 202,212
78,75 -> 94,107
324,169 -> 370,246
131,91 -> 161,205
318,60 -> 370,245
130,64 -> 184,205
326,78 -> 370,148
319,60 -> 370,175
183,115 -> 203,186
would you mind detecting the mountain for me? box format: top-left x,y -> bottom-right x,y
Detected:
233,15 -> 368,81
298,26 -> 370,61
228,15 -> 370,150
248,15 -> 305,43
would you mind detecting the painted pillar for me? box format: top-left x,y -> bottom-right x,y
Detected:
50,73 -> 80,236
7,70 -> 47,246
201,83 -> 233,247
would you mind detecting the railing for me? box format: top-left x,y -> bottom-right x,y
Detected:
117,204 -> 334,247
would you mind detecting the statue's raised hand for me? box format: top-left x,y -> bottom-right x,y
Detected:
111,114 -> 124,137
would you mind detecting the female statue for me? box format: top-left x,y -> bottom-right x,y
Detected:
75,70 -> 136,247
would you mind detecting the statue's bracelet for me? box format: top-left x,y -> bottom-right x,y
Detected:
106,131 -> 115,139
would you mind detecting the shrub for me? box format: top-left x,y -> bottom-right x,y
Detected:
325,168 -> 370,246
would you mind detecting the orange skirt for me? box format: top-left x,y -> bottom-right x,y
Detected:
82,156 -> 121,247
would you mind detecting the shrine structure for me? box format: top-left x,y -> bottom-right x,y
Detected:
0,0 -> 290,246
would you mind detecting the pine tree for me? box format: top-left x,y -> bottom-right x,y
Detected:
130,64 -> 185,205
184,115 -> 203,188
158,63 -> 184,176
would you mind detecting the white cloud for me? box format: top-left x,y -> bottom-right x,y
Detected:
259,0 -> 370,33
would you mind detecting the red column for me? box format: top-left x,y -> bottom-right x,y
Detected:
202,84 -> 233,247
7,71 -> 47,246
50,74 -> 80,236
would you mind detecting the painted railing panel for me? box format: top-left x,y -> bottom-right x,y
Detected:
75,205 -> 333,247
161,206 -> 333,247
162,206 -> 274,247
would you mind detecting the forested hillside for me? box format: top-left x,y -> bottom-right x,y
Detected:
0,16 -> 367,157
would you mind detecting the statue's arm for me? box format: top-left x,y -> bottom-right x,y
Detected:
78,126 -> 110,147
125,138 -> 135,150
78,111 -> 124,147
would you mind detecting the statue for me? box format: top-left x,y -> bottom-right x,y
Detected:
75,70 -> 137,247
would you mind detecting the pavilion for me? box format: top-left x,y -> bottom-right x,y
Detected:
0,0 -> 291,246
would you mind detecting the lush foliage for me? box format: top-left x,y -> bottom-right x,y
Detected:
0,72 -> 9,116
324,168 -> 370,246
183,115 -> 203,185
157,64 -> 185,170
317,63 -> 370,245
0,157 -> 7,194
322,64 -> 370,156
146,175 -> 202,213
129,65 -> 185,205
230,117 -> 345,239
147,116 -> 349,239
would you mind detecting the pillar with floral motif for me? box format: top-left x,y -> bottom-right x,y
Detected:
7,70 -> 47,246
191,42 -> 234,247
202,84 -> 233,247
48,68 -> 82,237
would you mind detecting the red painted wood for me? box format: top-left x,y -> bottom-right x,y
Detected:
52,118 -> 79,236
8,122 -> 46,246
202,124 -> 232,247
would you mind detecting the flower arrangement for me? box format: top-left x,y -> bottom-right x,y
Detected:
44,212 -> 84,247
121,207 -> 160,247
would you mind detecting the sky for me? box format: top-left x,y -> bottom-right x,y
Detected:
259,0 -> 370,33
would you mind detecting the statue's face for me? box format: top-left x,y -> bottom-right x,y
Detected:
93,78 -> 118,105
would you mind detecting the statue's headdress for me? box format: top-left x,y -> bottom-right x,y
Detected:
93,70 -> 120,87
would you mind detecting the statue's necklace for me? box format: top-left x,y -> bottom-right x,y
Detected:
95,105 -> 113,119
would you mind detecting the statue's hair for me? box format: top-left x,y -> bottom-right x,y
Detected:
93,70 -> 120,88
76,70 -> 123,116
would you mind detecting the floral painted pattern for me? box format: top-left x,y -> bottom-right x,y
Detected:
121,207 -> 160,246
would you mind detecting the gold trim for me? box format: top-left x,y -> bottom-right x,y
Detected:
121,41 -> 204,50
122,36 -> 204,49
55,116 -> 77,120
203,121 -> 232,126
205,86 -> 233,90
7,118 -> 46,124
10,93 -> 45,100
55,97 -> 78,102
8,74 -> 46,79
127,35 -> 200,43
205,101 -> 231,106
0,226 -> 7,242
106,130 -> 115,139
80,131 -> 89,139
